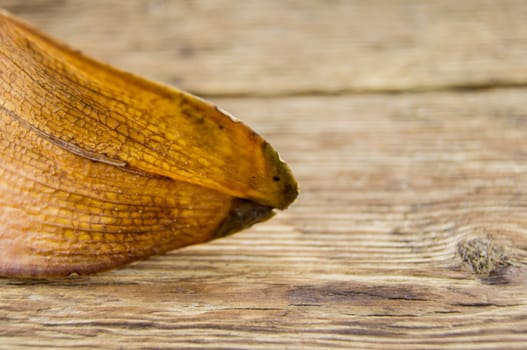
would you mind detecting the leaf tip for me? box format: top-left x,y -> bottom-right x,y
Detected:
261,142 -> 299,210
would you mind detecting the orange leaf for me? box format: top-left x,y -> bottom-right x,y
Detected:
0,10 -> 298,277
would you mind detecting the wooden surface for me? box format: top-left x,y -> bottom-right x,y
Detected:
1,1 -> 527,349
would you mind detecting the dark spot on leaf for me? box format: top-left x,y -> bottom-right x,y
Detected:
212,199 -> 274,239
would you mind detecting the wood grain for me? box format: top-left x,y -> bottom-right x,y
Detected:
2,89 -> 527,349
3,0 -> 527,96
1,1 -> 527,349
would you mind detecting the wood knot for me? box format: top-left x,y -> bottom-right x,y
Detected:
457,237 -> 525,285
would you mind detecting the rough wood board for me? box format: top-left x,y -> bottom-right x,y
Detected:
3,0 -> 527,96
1,90 -> 527,349
1,1 -> 527,349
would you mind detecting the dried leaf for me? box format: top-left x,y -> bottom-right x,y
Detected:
0,10 -> 298,277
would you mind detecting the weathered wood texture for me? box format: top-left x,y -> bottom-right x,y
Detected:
1,1 -> 527,349
4,0 -> 527,96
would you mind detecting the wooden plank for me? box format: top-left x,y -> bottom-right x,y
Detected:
1,89 -> 527,349
3,0 -> 527,96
